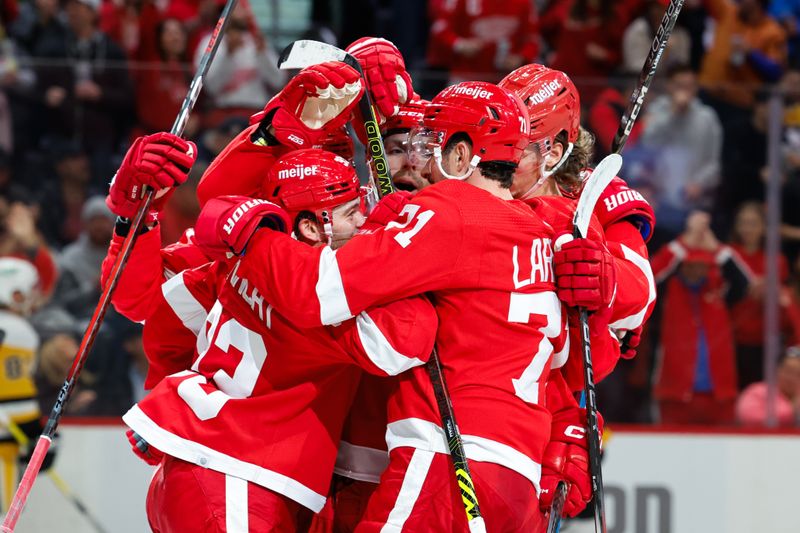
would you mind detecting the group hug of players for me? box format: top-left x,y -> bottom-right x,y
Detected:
101,37 -> 656,532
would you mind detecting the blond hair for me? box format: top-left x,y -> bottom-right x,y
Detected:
552,126 -> 595,195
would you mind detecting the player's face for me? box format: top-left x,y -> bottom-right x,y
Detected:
386,132 -> 430,191
511,142 -> 545,198
330,198 -> 366,249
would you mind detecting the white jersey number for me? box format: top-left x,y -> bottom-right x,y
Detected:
386,204 -> 435,248
177,300 -> 268,421
508,291 -> 564,405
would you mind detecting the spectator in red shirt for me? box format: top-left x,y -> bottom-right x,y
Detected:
729,201 -> 800,388
427,0 -> 540,84
651,211 -> 751,425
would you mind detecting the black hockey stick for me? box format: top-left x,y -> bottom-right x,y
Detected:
570,154 -> 623,533
612,0 -> 685,354
0,1 -> 238,530
277,40 -> 394,198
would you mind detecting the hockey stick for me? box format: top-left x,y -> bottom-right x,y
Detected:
277,39 -> 394,198
545,481 -> 569,533
0,414 -> 108,533
566,153 -> 623,533
611,0 -> 685,353
0,2 -> 238,530
611,0 -> 685,153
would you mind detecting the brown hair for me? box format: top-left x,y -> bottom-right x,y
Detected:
552,126 -> 595,195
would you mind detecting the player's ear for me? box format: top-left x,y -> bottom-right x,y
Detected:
297,217 -> 323,245
545,141 -> 564,170
453,141 -> 473,174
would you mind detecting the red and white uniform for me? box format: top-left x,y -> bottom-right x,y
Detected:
123,256 -> 437,518
237,180 -> 568,528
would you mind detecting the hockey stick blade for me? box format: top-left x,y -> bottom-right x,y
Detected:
573,154 -> 622,238
278,40 -> 348,70
546,481 -> 569,533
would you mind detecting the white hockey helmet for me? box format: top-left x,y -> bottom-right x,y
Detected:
0,257 -> 40,313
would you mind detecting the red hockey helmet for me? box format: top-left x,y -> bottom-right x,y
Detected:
261,149 -> 363,239
499,64 -> 581,150
381,98 -> 427,136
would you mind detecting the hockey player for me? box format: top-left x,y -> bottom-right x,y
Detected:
123,149 -> 438,532
0,258 -> 47,514
498,64 -> 658,519
102,61 -> 366,326
382,98 -> 429,192
193,81 -> 567,531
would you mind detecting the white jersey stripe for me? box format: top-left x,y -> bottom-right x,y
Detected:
356,311 -> 426,376
162,271 -> 208,335
316,247 -> 353,325
225,474 -> 248,533
380,449 -> 435,533
123,405 -> 327,512
385,418 -> 543,494
609,244 -> 657,332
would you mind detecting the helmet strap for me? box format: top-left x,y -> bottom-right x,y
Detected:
433,146 -> 480,181
542,142 -> 574,179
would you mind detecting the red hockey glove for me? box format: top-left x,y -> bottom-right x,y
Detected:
621,327 -> 642,359
554,236 -> 617,311
346,37 -> 416,120
252,62 -> 364,150
194,195 -> 290,257
361,191 -> 413,232
126,429 -> 164,466
106,133 -> 197,221
539,407 -> 604,518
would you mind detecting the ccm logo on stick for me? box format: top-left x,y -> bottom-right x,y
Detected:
223,199 -> 274,234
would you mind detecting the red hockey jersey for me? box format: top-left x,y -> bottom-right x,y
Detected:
239,180 -> 568,491
123,258 -> 437,512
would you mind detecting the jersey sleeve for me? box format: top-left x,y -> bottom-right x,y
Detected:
141,261 -> 226,388
196,124 -> 290,207
605,221 -> 656,333
594,177 -> 655,242
241,194 -> 468,328
329,295 -> 437,376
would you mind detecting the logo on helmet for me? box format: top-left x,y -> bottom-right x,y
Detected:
277,165 -> 319,180
452,85 -> 495,101
528,80 -> 561,106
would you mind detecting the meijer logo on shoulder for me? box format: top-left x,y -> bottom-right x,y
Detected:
277,165 -> 319,180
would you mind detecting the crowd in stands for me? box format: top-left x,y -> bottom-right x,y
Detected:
2,0 -> 800,427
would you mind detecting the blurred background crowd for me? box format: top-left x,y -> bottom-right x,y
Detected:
2,0 -> 800,428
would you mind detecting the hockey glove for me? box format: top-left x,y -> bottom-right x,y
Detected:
346,37 -> 416,121
360,191 -> 413,232
194,195 -> 291,257
251,61 -> 364,150
107,132 -> 197,222
554,236 -> 617,311
126,429 -> 164,466
539,407 -> 604,518
621,327 -> 642,359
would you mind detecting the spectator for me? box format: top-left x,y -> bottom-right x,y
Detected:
700,0 -> 787,110
622,0 -> 691,74
194,3 -> 285,128
651,211 -> 751,425
131,3 -> 195,135
769,0 -> 800,66
427,0 -> 540,84
587,75 -> 643,157
10,0 -> 67,58
543,0 -> 641,105
0,196 -> 57,300
51,195 -> 114,319
736,346 -> 800,426
639,64 -> 723,238
32,0 -> 134,186
729,201 -> 800,388
36,141 -> 92,248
